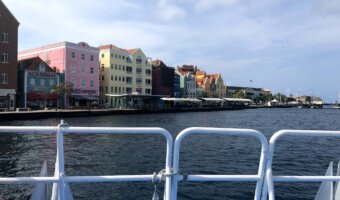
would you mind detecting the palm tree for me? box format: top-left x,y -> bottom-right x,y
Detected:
50,82 -> 74,109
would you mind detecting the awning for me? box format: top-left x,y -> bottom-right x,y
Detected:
161,98 -> 202,102
71,95 -> 99,100
201,98 -> 224,102
27,93 -> 58,100
223,98 -> 253,102
105,94 -> 166,98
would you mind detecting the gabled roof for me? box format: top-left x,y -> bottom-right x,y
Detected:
98,44 -> 139,55
19,57 -> 55,72
0,0 -> 20,25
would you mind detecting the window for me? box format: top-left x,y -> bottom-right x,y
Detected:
119,55 -> 121,59
136,78 -> 142,85
71,52 -> 76,58
136,88 -> 142,93
81,54 -> 85,60
146,89 -> 151,94
102,75 -> 104,81
118,65 -> 121,70
90,67 -> 94,74
136,68 -> 142,74
119,76 -> 121,81
115,87 -> 117,93
145,69 -> 151,75
115,76 -> 117,81
1,33 -> 8,43
105,86 -> 108,93
115,54 -> 117,58
122,65 -> 125,71
70,64 -> 76,73
136,58 -> 142,64
101,54 -> 104,58
111,54 -> 113,58
1,73 -> 8,84
1,53 -> 8,63
81,66 -> 86,73
122,56 -> 125,59
81,79 -> 85,87
111,64 -> 113,69
115,64 -> 117,70
118,87 -> 121,93
122,77 -> 125,82
50,79 -> 55,86
101,64 -> 104,71
30,78 -> 35,85
126,87 -> 132,94
90,80 -> 94,88
40,79 -> 45,86
39,63 -> 45,72
126,77 -> 132,84
91,55 -> 94,61
71,79 -> 76,87
111,75 -> 113,81
145,79 -> 151,85
126,66 -> 132,73
111,86 -> 113,93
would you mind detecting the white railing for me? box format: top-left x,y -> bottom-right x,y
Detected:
170,127 -> 268,200
263,130 -> 340,200
0,120 -> 173,200
1,122 -> 340,200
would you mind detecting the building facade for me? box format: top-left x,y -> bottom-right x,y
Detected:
0,1 -> 19,111
18,41 -> 100,107
17,57 -> 60,109
98,44 -> 152,107
151,60 -> 174,97
173,73 -> 180,97
211,74 -> 225,98
176,70 -> 196,98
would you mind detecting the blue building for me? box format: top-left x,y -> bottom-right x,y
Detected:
17,57 -> 61,109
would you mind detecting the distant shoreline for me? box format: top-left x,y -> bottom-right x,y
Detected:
0,107 -> 254,121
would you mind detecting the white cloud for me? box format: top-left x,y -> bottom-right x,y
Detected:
194,0 -> 240,12
317,0 -> 340,15
156,0 -> 187,22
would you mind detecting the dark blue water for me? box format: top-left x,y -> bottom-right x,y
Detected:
1,108 -> 340,200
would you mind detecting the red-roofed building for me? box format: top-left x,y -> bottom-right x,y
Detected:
17,57 -> 61,109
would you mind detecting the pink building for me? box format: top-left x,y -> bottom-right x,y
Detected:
18,41 -> 99,107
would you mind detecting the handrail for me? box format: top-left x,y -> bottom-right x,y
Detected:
0,121 -> 173,200
264,129 -> 340,200
171,127 -> 268,200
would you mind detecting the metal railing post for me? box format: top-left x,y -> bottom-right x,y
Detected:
57,120 -> 66,200
264,129 -> 340,200
171,127 -> 268,200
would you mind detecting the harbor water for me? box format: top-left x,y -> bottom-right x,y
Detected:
1,108 -> 340,200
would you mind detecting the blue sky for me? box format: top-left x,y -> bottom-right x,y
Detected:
3,0 -> 340,102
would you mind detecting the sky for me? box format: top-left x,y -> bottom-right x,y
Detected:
3,0 -> 340,102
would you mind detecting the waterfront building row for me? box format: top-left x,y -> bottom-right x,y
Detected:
0,0 -> 272,110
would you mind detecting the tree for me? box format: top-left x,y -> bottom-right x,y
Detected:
50,82 -> 74,109
233,90 -> 245,99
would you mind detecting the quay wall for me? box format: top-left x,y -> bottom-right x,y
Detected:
0,107 -> 249,121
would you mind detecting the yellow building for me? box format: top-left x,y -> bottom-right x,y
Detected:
98,44 -> 152,107
195,71 -> 225,98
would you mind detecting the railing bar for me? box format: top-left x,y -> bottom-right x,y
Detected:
0,177 -> 58,184
0,126 -> 56,134
273,175 -> 340,182
179,175 -> 261,182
